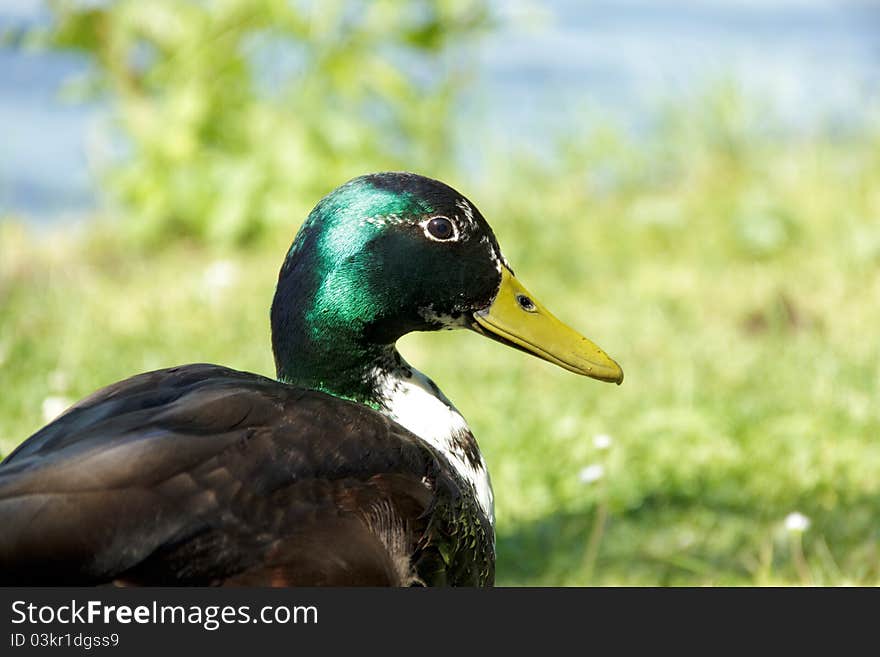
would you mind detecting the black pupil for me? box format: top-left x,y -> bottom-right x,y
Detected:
428,217 -> 453,239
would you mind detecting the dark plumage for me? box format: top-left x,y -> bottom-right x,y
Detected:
0,365 -> 493,586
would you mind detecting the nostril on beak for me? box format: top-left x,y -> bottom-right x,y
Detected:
516,294 -> 536,312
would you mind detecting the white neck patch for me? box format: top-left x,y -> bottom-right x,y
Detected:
371,357 -> 495,525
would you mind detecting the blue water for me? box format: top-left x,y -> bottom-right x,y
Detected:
1,0 -> 878,218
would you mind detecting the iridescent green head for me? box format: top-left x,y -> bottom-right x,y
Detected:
271,172 -> 623,403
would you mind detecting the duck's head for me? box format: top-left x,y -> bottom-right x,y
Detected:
272,172 -> 622,401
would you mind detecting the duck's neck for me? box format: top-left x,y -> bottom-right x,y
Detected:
369,351 -> 494,524
276,340 -> 494,524
275,325 -> 390,409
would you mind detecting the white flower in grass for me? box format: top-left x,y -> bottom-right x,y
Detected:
203,259 -> 238,295
42,396 -> 72,423
784,512 -> 810,533
579,464 -> 605,485
593,433 -> 613,450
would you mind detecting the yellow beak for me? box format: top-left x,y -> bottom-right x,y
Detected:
472,267 -> 623,384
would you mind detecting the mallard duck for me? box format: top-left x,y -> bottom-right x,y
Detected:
0,172 -> 622,586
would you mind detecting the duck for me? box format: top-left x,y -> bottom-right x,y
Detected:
0,172 -> 622,586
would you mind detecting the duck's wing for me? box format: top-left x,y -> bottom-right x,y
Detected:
0,365 -> 494,586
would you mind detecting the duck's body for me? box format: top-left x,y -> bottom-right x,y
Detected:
0,365 -> 492,585
0,173 -> 621,586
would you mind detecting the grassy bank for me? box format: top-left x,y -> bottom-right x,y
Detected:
2,122 -> 879,585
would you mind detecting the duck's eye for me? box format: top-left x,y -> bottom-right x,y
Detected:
424,216 -> 456,241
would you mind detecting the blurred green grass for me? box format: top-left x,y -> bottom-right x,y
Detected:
2,114 -> 878,585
